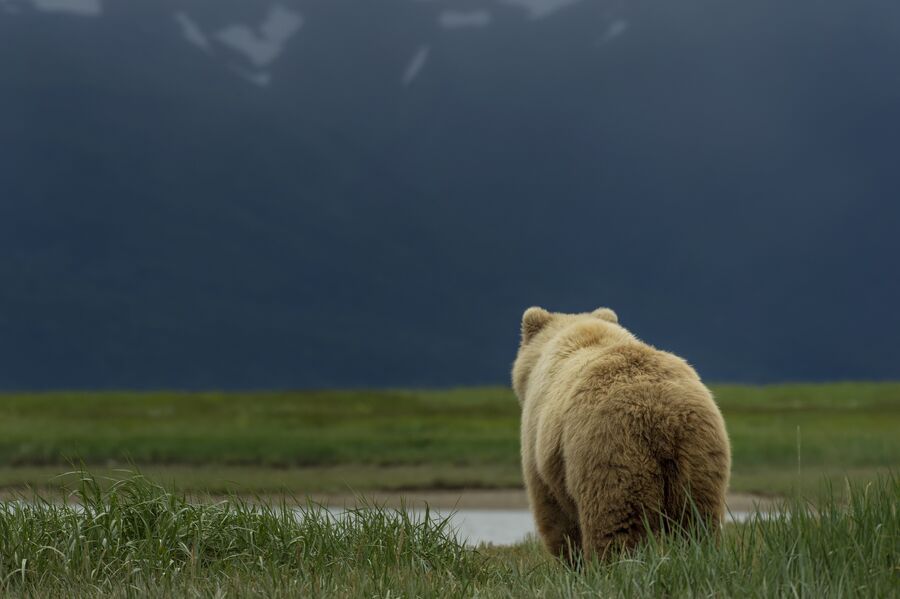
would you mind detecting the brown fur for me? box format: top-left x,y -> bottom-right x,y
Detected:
512,307 -> 731,562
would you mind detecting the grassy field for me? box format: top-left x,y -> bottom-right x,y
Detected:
0,471 -> 896,598
0,383 -> 898,495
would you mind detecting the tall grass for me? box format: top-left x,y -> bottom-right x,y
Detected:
1,470 -> 897,597
0,471 -> 482,597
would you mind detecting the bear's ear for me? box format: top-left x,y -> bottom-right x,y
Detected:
521,307 -> 552,342
592,307 -> 618,324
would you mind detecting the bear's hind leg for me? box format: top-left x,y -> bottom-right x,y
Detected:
664,437 -> 729,537
570,453 -> 665,561
526,471 -> 581,565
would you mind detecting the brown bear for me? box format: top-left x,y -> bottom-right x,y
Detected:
512,306 -> 730,562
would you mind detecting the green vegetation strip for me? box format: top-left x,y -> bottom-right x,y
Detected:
1,472 -> 897,598
0,383 -> 898,494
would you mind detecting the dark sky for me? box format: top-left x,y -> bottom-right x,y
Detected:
1,0 -> 899,389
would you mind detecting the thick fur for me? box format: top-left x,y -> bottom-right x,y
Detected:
512,307 -> 731,562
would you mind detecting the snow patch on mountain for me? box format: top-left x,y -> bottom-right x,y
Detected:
172,3 -> 303,88
403,45 -> 430,86
28,0 -> 101,16
439,9 -> 492,29
497,0 -> 582,20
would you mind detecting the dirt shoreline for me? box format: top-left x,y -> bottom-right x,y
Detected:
0,485 -> 778,512
298,489 -> 778,512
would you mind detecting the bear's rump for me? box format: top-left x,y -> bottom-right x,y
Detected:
558,381 -> 728,534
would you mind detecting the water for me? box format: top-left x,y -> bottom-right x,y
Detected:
423,509 -> 537,546
329,508 -> 756,547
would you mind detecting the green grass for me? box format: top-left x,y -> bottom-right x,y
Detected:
0,388 -> 519,467
1,471 -> 897,598
0,383 -> 898,495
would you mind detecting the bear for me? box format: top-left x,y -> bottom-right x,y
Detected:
512,306 -> 731,562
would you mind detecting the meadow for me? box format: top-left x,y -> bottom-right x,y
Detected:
0,383 -> 898,496
0,471 -> 896,598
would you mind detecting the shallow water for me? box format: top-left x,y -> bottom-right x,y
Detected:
424,509 -> 537,546
330,508 -> 755,547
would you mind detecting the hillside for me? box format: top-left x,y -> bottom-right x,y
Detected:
2,0 -> 899,388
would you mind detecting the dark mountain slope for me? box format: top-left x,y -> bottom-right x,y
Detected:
1,0 -> 898,388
